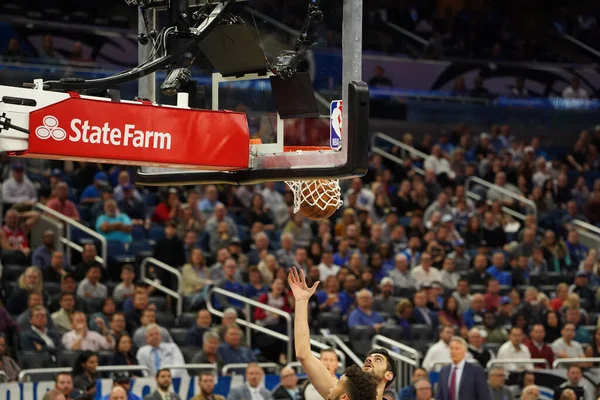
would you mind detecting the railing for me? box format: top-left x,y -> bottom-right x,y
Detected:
572,220 -> 600,250
372,133 -> 536,223
19,365 -> 149,382
372,335 -> 420,391
34,202 -> 107,267
320,329 -> 363,367
162,363 -> 218,374
487,358 -> 548,369
206,287 -> 293,363
552,357 -> 600,368
140,257 -> 183,316
465,176 -> 537,221
222,362 -> 281,375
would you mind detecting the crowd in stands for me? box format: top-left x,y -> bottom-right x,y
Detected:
0,118 -> 598,399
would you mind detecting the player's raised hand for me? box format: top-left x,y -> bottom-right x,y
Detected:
288,267 -> 319,301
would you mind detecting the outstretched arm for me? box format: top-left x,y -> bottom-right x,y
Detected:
288,267 -> 337,398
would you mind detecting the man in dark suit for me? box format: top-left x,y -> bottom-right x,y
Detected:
412,290 -> 439,331
435,336 -> 491,400
272,367 -> 301,400
226,363 -> 272,400
19,305 -> 61,352
143,369 -> 181,400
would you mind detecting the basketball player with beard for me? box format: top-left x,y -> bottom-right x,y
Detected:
288,267 -> 396,400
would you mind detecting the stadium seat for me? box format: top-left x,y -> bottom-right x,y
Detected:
149,225 -> 165,241
84,298 -> 104,314
410,324 -> 433,340
1,250 -> 28,266
2,264 -> 25,281
156,311 -> 176,328
149,297 -> 167,311
349,326 -> 376,358
58,350 -> 81,368
178,312 -> 197,328
380,325 -> 404,342
97,351 -> 114,365
129,240 -> 153,255
180,346 -> 202,363
107,241 -> 127,256
168,328 -> 188,347
395,287 -> 416,299
45,282 -> 61,296
484,343 -> 501,355
131,225 -> 146,241
469,285 -> 486,294
317,312 -> 345,334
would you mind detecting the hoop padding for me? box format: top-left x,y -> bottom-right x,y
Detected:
285,179 -> 343,215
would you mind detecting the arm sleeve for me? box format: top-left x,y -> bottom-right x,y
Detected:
62,332 -> 74,349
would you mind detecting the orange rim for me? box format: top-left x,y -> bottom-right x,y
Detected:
283,146 -> 332,152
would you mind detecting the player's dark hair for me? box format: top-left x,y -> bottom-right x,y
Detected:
344,365 -> 378,400
366,348 -> 396,384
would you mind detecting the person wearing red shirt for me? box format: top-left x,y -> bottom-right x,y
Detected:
1,208 -> 40,256
152,188 -> 180,223
483,278 -> 501,312
524,323 -> 554,369
549,283 -> 569,312
46,182 -> 80,221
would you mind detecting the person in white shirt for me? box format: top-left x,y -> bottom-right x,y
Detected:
226,363 -> 271,400
424,146 -> 455,180
133,309 -> 174,348
411,252 -> 442,287
551,323 -> 585,361
562,78 -> 589,99
317,251 -> 340,280
143,368 -> 182,400
388,253 -> 417,289
496,327 -> 533,372
439,258 -> 460,289
343,178 -> 375,212
137,324 -> 188,379
76,265 -> 108,299
422,325 -> 470,371
1,163 -> 37,206
61,311 -> 114,351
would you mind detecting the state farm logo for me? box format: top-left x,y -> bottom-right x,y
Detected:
34,116 -> 172,150
36,116 -> 67,141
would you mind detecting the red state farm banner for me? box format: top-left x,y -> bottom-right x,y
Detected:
27,96 -> 250,170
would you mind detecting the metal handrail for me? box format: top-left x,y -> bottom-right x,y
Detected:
320,329 -> 363,367
384,21 -> 429,47
572,220 -> 600,250
207,287 -> 293,363
140,257 -> 183,316
18,365 -> 149,382
35,202 -> 107,266
372,334 -> 420,364
552,357 -> 600,368
161,363 -> 218,372
487,358 -> 547,369
308,339 -> 347,369
465,176 -> 537,220
374,132 -> 430,159
222,362 -> 281,375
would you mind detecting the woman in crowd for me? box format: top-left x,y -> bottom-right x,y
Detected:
72,351 -> 99,398
89,297 -> 116,332
110,334 -> 141,376
544,310 -> 562,343
438,296 -> 465,333
246,193 -> 275,231
585,328 -> 600,358
182,248 -> 212,309
394,299 -> 414,340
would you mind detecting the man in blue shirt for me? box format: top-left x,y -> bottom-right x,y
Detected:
101,372 -> 141,400
485,252 -> 511,285
95,200 -> 133,244
217,325 -> 256,365
213,258 -> 244,310
347,289 -> 385,331
81,171 -> 109,205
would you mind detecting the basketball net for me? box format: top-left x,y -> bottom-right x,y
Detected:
285,179 -> 343,214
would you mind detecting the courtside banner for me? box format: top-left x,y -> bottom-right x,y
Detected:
27,96 -> 250,170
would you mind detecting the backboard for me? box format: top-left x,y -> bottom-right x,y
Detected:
133,0 -> 368,186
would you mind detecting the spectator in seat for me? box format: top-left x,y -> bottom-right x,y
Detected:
51,292 -> 76,335
527,247 -> 548,277
216,308 -> 243,341
73,243 -> 102,281
7,266 -> 46,315
206,204 -> 239,249
191,372 -> 225,400
153,188 -> 181,224
398,367 -> 427,400
101,371 -> 141,400
217,325 -> 256,365
143,368 -> 182,400
0,334 -> 20,381
1,162 -> 37,209
480,211 -> 507,249
411,252 -> 441,287
133,309 -> 173,348
439,258 -> 460,289
110,334 -> 140,375
562,78 -> 589,99
488,366 -> 512,400
316,276 -> 344,314
118,184 -> 149,228
467,328 -> 494,368
481,312 -> 508,344
463,293 -> 485,329
272,366 -> 300,400
108,312 -> 127,342
347,289 -> 385,331
46,182 -> 80,221
486,253 -> 510,287
551,322 -> 585,361
80,171 -> 109,205
90,187 -> 115,225
191,330 -> 225,373
17,291 -> 57,331
564,308 -> 590,344
244,266 -> 270,299
96,200 -> 133,244
199,185 -> 223,220
125,291 -> 152,334
182,248 -> 212,309
275,233 -> 296,268
32,230 -> 59,270
422,325 -> 457,371
43,250 -> 70,283
438,296 -> 465,334
77,265 -> 108,299
62,311 -> 114,351
318,250 -> 340,280
214,259 -> 244,311
2,208 -> 40,257
452,279 -> 472,315
184,309 -> 212,347
137,324 -> 188,378
46,372 -> 73,400
570,272 -> 595,309
412,290 -> 438,330
343,178 -> 375,212
373,278 -> 396,315
496,327 -> 533,372
566,230 -> 588,267
72,351 -> 99,398
524,324 -> 554,369
20,305 -> 61,352
113,171 -> 142,203
483,279 -> 502,312
113,264 -> 136,303
255,278 -> 293,363
393,299 -> 414,340
0,303 -> 18,337
389,253 -> 416,289
283,213 -> 313,248
89,297 -> 116,332
154,220 -> 186,272
2,37 -> 23,63
559,365 -> 595,400
226,363 -> 270,400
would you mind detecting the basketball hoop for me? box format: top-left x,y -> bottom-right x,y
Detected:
285,179 -> 343,221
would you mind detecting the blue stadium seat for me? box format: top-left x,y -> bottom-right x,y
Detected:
131,225 -> 146,241
149,225 -> 165,241
129,240 -> 153,255
107,241 -> 127,256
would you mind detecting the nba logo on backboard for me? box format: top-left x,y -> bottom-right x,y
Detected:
330,100 -> 342,150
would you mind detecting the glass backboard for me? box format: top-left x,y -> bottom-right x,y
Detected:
134,0 -> 369,185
